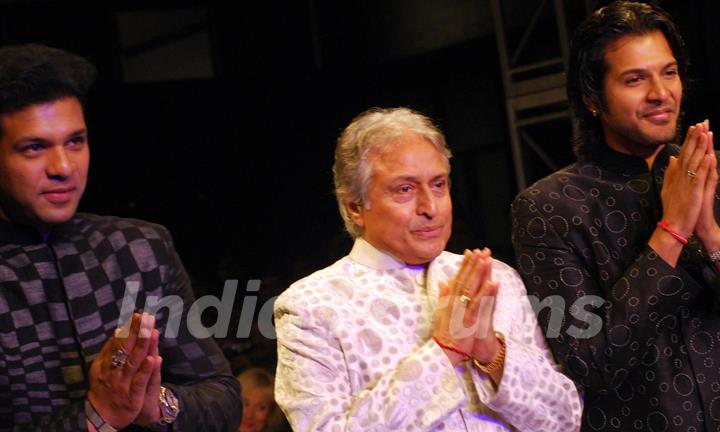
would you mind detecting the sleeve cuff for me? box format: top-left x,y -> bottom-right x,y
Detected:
417,339 -> 469,424
480,336 -> 560,421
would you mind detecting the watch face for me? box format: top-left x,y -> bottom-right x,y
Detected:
710,251 -> 720,262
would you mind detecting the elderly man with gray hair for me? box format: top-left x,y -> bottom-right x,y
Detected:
274,107 -> 582,431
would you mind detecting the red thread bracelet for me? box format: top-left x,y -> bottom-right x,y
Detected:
433,336 -> 470,359
657,220 -> 689,245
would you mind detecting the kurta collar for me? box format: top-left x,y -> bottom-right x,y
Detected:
349,237 -> 427,271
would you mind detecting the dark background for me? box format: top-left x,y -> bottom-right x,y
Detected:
1,0 -> 718,300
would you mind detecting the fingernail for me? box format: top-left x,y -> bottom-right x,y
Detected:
140,314 -> 153,338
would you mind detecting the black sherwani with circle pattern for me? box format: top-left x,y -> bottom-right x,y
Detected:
512,144 -> 720,431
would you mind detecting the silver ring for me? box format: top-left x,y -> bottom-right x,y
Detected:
459,294 -> 471,305
687,170 -> 697,178
110,348 -> 128,368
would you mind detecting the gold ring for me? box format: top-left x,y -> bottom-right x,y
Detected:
687,170 -> 697,178
459,294 -> 471,305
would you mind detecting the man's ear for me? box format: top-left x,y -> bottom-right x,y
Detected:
583,96 -> 600,117
346,201 -> 365,229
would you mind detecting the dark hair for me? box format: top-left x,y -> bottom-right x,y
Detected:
567,1 -> 688,158
0,43 -> 96,134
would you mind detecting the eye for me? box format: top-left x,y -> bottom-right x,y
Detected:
664,68 -> 678,78
625,75 -> 643,85
391,184 -> 416,203
68,135 -> 86,148
20,142 -> 45,154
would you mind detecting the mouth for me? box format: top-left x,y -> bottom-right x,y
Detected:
412,225 -> 444,239
42,187 -> 76,204
643,108 -> 675,125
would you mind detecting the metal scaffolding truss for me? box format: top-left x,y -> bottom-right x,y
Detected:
490,0 -> 596,190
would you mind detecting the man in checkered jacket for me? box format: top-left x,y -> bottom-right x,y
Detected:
0,44 -> 241,431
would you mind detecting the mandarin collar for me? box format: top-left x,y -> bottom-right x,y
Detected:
586,142 -> 674,175
348,237 -> 427,271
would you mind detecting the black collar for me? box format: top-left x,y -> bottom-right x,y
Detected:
0,216 -> 81,246
584,143 -> 676,175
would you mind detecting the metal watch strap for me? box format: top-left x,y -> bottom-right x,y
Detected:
84,399 -> 118,432
709,250 -> 720,263
148,385 -> 180,431
472,332 -> 506,374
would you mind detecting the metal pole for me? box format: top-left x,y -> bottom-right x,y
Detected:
490,0 -> 528,190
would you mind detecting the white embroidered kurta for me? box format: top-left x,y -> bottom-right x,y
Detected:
275,239 -> 582,431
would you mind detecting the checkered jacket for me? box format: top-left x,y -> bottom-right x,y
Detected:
0,213 -> 241,431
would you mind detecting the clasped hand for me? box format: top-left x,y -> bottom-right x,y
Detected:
433,248 -> 501,367
662,120 -> 718,247
87,312 -> 164,429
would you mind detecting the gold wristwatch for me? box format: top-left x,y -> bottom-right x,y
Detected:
472,332 -> 506,374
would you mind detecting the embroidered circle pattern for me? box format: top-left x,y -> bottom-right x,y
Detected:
274,251 -> 582,430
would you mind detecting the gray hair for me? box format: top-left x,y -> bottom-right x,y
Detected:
333,107 -> 452,238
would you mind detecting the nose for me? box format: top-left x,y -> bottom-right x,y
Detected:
647,75 -> 670,103
46,147 -> 73,179
416,186 -> 438,218
242,404 -> 256,418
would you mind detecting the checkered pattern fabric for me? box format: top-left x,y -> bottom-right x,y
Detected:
0,213 -> 240,431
